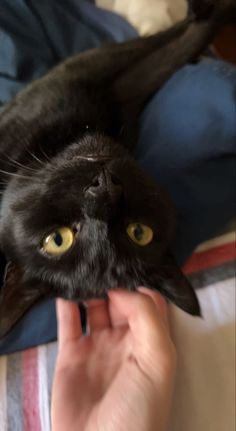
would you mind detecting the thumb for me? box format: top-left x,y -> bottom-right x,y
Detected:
108,289 -> 176,382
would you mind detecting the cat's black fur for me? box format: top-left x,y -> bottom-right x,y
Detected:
0,0 -> 235,337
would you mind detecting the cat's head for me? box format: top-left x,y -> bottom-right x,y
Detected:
0,133 -> 200,336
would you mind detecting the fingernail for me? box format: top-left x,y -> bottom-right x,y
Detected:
108,289 -> 121,298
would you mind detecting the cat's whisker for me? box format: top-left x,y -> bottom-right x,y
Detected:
0,169 -> 32,180
3,156 -> 38,174
39,145 -> 51,162
26,150 -> 45,167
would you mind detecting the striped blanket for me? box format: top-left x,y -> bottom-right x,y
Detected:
0,232 -> 235,431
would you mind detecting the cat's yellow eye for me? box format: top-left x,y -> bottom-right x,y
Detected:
42,227 -> 74,256
126,223 -> 153,246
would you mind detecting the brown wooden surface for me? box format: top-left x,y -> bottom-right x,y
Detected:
213,25 -> 236,65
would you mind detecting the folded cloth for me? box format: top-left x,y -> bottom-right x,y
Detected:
0,0 -> 235,355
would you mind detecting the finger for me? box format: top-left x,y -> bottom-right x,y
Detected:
108,288 -> 129,328
108,287 -> 169,329
109,299 -> 128,327
56,299 -> 82,351
137,287 -> 170,330
108,289 -> 168,340
86,299 -> 111,332
108,290 -> 176,379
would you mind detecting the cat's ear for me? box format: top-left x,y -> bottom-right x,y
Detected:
0,261 -> 46,338
158,252 -> 201,316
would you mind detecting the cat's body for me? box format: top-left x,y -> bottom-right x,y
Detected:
0,0 -> 235,337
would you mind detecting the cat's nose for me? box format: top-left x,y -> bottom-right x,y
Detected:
86,170 -> 122,201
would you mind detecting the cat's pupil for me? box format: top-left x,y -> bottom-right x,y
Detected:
53,232 -> 63,247
134,224 -> 144,241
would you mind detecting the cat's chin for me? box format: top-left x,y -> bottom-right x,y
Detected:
58,286 -> 133,302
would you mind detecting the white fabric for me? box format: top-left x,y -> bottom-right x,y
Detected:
96,0 -> 188,35
38,346 -> 51,431
169,279 -> 236,431
0,356 -> 7,431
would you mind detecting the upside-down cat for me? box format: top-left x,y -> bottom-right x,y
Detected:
0,0 -> 235,336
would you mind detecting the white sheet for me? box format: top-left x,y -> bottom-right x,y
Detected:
169,279 -> 235,431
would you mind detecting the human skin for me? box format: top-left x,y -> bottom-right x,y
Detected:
51,288 -> 177,431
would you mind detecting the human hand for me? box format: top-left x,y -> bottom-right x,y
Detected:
51,288 -> 176,431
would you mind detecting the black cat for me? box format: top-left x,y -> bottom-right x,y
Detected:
0,0 -> 235,337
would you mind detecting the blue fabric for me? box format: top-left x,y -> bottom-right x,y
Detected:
0,0 -> 137,104
0,1 -> 235,355
136,60 -> 236,262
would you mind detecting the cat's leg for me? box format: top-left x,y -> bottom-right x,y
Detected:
112,4 -> 235,111
2,3 -> 233,151
135,59 -> 236,263
1,1 -> 235,139
0,18 -> 191,153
